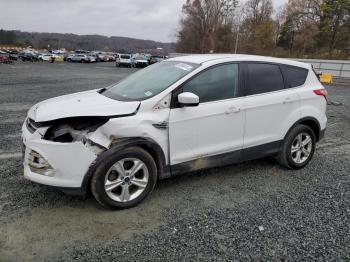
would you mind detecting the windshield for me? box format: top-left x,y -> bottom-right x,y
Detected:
102,61 -> 199,101
120,55 -> 130,59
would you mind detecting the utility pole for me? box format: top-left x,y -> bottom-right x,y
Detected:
234,26 -> 239,54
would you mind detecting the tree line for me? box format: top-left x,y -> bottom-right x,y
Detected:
176,0 -> 350,59
0,30 -> 175,53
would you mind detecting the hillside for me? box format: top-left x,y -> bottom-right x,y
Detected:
0,29 -> 175,53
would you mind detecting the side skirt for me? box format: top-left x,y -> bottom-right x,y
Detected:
168,140 -> 283,176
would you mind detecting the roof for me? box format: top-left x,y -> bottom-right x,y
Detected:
168,54 -> 311,69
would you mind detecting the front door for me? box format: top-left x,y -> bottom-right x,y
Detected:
169,63 -> 245,166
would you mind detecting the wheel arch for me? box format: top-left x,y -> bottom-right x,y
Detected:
285,117 -> 321,142
81,137 -> 167,194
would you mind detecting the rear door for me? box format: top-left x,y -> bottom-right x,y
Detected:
242,63 -> 301,155
169,63 -> 245,165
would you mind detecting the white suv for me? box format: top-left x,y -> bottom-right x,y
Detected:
22,54 -> 327,209
116,54 -> 133,68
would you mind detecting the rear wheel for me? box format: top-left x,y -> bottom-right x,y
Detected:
91,147 -> 157,209
277,124 -> 316,169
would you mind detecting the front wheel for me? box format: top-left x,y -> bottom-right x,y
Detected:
277,124 -> 316,169
91,147 -> 157,209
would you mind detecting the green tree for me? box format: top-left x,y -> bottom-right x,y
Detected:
316,0 -> 350,56
0,29 -> 17,45
277,16 -> 296,53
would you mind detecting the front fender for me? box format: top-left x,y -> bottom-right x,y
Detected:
80,137 -> 169,193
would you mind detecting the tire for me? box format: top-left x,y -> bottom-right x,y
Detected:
277,124 -> 316,169
91,147 -> 157,209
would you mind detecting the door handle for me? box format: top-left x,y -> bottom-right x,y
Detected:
283,97 -> 294,104
225,106 -> 240,114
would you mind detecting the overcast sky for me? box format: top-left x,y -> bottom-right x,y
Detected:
0,0 -> 287,43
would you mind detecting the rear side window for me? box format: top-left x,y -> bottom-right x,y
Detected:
246,63 -> 284,95
182,63 -> 239,103
281,65 -> 308,88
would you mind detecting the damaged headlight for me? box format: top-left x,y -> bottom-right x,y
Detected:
43,117 -> 109,143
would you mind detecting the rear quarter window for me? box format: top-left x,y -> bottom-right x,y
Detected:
246,63 -> 285,96
281,65 -> 309,88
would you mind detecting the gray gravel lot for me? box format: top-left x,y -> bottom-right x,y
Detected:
0,61 -> 349,261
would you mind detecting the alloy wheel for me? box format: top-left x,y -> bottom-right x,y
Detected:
104,158 -> 149,202
291,132 -> 313,164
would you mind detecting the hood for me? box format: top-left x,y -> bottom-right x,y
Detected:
28,89 -> 140,122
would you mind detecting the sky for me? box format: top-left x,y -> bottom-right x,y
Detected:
0,0 -> 288,43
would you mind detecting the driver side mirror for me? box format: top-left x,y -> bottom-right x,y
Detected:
178,92 -> 199,107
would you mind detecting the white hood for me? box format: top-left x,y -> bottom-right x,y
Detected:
28,89 -> 140,122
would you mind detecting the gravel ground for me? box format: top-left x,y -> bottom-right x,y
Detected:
0,61 -> 349,261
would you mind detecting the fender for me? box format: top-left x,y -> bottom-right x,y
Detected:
80,137 -> 168,194
284,117 -> 322,142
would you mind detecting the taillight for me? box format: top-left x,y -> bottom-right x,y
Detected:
313,89 -> 329,102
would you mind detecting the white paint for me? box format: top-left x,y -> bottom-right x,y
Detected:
169,97 -> 245,164
27,89 -> 140,122
21,54 -> 326,190
177,92 -> 199,105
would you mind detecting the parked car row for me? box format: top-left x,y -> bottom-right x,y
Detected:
0,48 -> 168,66
116,54 -> 167,68
64,51 -> 117,63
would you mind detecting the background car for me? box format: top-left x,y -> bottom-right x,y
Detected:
66,54 -> 92,63
0,50 -> 12,64
18,52 -> 41,62
1,49 -> 19,61
116,54 -> 133,67
105,54 -> 115,62
39,53 -> 53,61
149,55 -> 167,65
86,54 -> 96,63
132,55 -> 149,68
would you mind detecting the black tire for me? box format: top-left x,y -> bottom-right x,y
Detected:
277,124 -> 316,169
91,147 -> 157,209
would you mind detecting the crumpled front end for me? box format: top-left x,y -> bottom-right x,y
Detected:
22,117 -> 104,189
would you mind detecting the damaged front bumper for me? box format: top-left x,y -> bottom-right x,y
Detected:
22,119 -> 99,191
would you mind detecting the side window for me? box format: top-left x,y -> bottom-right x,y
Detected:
246,63 -> 285,95
182,63 -> 239,103
281,65 -> 308,88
